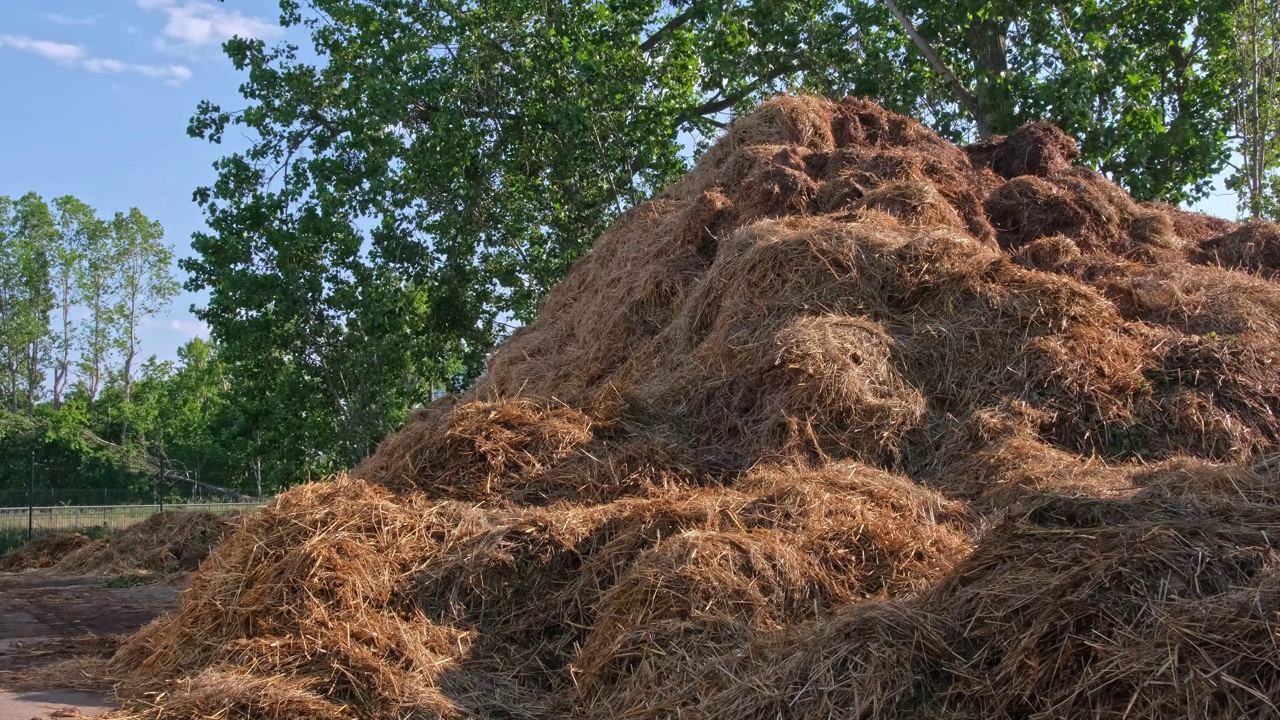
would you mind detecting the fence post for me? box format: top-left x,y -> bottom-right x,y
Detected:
28,451 -> 35,542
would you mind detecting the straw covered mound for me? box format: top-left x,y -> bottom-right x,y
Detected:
100,97 -> 1280,719
0,531 -> 92,571
14,511 -> 242,576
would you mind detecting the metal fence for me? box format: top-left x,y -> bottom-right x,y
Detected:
0,501 -> 262,535
0,486 -> 253,508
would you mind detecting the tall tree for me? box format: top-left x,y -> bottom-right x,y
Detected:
111,208 -> 179,401
0,194 -> 55,412
152,337 -> 232,484
878,0 -> 1236,201
1227,0 -> 1280,219
49,196 -> 98,408
0,195 -> 22,410
75,201 -> 117,406
14,194 -> 57,408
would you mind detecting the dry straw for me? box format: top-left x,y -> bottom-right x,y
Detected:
54,96 -> 1280,719
0,511 -> 242,576
0,531 -> 92,571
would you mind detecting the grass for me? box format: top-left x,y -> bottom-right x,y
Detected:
107,572 -> 156,588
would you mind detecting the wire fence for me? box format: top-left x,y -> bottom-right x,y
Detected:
0,501 -> 263,536
0,486 -> 252,508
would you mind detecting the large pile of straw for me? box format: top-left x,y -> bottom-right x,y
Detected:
98,97 -> 1280,719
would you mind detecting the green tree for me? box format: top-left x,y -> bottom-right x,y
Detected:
880,0 -> 1235,202
0,196 -> 209,506
49,197 -> 100,408
0,194 -> 55,412
1226,0 -> 1280,219
75,201 -> 117,406
142,338 -> 233,486
110,208 -> 179,403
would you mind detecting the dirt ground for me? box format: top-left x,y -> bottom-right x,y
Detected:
0,573 -> 179,720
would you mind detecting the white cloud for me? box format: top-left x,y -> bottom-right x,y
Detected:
81,57 -> 128,73
84,56 -> 195,83
42,12 -> 106,26
0,34 -> 192,84
0,34 -> 87,64
168,319 -> 210,338
138,0 -> 280,51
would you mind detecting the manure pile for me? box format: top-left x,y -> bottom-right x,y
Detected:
54,510 -> 240,575
0,531 -> 92,571
102,97 -> 1280,719
1,511 -> 240,575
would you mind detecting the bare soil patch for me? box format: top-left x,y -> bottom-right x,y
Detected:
0,574 -> 178,719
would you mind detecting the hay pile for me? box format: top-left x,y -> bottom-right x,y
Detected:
96,97 -> 1280,719
0,532 -> 92,571
34,511 -> 239,576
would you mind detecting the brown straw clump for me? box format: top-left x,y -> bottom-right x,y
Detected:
707,494 -> 1280,720
104,469 -> 968,719
50,510 -> 241,575
1196,221 -> 1280,278
87,96 -> 1280,719
0,531 -> 92,571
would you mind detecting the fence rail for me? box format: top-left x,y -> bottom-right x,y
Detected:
0,501 -> 262,535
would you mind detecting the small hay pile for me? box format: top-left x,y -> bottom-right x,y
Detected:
96,97 -> 1280,719
0,532 -> 92,571
50,511 -> 241,576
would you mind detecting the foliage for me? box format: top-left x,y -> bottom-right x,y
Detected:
0,195 -> 276,503
0,337 -> 294,505
0,401 -> 145,505
0,193 -> 55,411
1225,0 -> 1280,219
112,208 -> 181,402
889,0 -> 1236,203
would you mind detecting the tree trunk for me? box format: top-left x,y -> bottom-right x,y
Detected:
966,17 -> 1011,136
88,283 -> 104,407
53,279 -> 71,409
26,336 -> 40,411
123,284 -> 139,401
883,0 -> 992,139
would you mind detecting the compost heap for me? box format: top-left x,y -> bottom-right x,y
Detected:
0,532 -> 92,571
100,97 -> 1280,719
56,511 -> 241,575
0,512 -> 241,575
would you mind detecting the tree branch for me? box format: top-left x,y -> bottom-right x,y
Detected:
676,63 -> 804,125
883,0 -> 990,139
640,8 -> 697,53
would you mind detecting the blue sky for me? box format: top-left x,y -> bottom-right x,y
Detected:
0,0 -> 290,367
0,1 -> 1247,369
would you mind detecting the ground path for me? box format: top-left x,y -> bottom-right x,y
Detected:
0,574 -> 179,719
